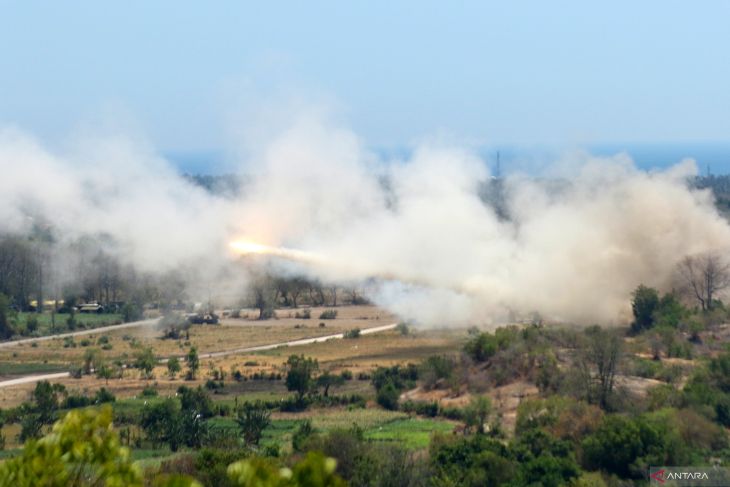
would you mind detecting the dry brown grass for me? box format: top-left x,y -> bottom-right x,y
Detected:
0,305 -> 394,366
0,306 -> 466,409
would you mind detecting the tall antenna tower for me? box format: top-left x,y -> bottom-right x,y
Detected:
495,151 -> 501,178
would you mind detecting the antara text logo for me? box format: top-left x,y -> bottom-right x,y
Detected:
650,467 -> 730,486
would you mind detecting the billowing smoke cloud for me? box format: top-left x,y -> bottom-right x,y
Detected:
1,113 -> 729,326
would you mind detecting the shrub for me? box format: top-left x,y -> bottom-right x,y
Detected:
121,303 -> 142,323
420,355 -> 456,390
295,309 -> 311,319
463,332 -> 503,362
141,386 -> 158,397
319,309 -> 338,320
343,328 -> 361,339
292,420 -> 316,452
631,285 -> 660,333
280,396 -> 310,412
94,387 -> 116,404
25,316 -> 38,334
236,401 -> 271,446
376,382 -> 400,410
401,400 -> 439,417
340,370 -> 353,381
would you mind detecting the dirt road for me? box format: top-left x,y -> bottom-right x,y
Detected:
0,318 -> 160,349
0,323 -> 398,389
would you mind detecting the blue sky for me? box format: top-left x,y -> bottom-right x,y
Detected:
1,1 -> 729,157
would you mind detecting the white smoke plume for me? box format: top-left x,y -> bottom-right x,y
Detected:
1,113 -> 729,326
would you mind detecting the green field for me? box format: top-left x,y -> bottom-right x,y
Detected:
364,417 -> 456,449
0,361 -> 69,377
12,312 -> 124,337
206,407 -> 452,451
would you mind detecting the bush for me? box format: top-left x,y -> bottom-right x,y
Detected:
25,316 -> 38,334
121,303 -> 143,323
94,387 -> 116,404
141,386 -> 158,397
464,331 -> 508,362
401,400 -> 439,417
295,309 -> 311,319
205,379 -> 223,390
340,370 -> 353,381
292,420 -> 316,452
631,285 -> 660,333
376,382 -> 400,410
62,393 -> 92,409
280,396 -> 310,412
319,309 -> 338,320
420,355 -> 456,390
581,412 -> 690,479
343,328 -> 361,339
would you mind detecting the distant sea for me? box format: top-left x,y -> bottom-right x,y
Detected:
165,142 -> 730,176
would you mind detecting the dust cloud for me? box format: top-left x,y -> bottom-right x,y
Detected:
2,113 -> 729,326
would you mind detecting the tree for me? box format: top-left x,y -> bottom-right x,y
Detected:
81,348 -> 102,376
576,327 -> 622,409
227,452 -> 345,487
96,364 -> 113,385
235,402 -> 271,446
464,395 -> 492,435
581,413 -> 683,479
167,356 -> 181,379
376,381 -> 400,410
316,371 -> 345,397
178,385 -> 214,418
0,406 -> 145,486
678,253 -> 730,311
141,398 -> 182,450
250,274 -> 277,320
0,293 -> 15,339
121,302 -> 142,323
186,346 -> 200,380
630,285 -> 659,333
135,347 -> 156,379
285,354 -> 319,401
511,429 -> 580,486
32,381 -> 65,425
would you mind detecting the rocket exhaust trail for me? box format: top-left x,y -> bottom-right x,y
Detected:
229,239 -> 325,264
229,239 -> 477,296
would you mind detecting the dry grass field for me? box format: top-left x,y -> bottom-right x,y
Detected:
0,306 -> 467,409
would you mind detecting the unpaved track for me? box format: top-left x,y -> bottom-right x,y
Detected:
0,323 -> 398,389
0,318 -> 160,349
